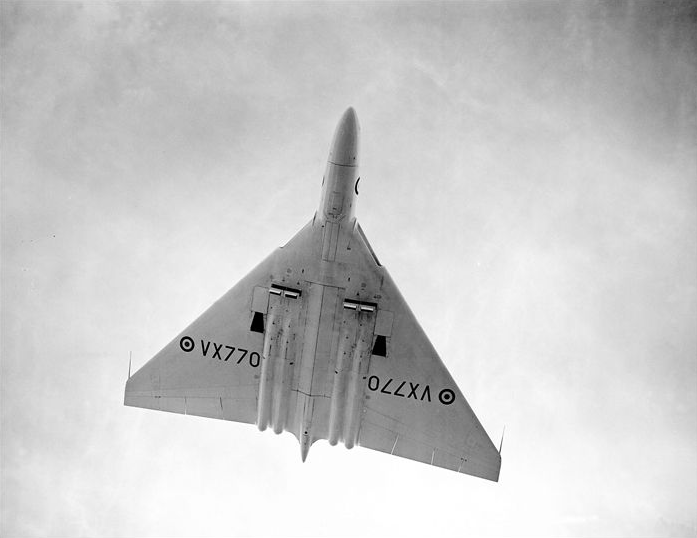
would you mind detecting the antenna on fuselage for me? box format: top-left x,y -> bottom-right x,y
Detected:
128,351 -> 132,380
498,425 -> 506,455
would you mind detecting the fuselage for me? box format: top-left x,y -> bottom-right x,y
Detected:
256,108 -> 367,462
304,108 -> 362,460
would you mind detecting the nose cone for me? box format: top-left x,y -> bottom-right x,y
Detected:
328,107 -> 360,167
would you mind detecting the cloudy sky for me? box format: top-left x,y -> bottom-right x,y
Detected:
2,2 -> 695,537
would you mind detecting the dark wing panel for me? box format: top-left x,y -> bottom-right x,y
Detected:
353,229 -> 501,481
124,221 -> 315,425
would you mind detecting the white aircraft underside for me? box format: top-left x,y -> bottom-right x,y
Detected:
125,108 -> 502,481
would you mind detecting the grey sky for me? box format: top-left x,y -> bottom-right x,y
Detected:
2,2 -> 696,537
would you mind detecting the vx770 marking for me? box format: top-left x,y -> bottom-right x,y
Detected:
366,375 -> 456,406
179,336 -> 261,367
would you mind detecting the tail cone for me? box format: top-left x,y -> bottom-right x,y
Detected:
300,434 -> 311,462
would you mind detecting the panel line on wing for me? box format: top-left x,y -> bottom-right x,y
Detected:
291,388 -> 331,399
361,411 -> 464,458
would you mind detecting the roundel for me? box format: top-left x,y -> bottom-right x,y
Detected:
179,336 -> 195,352
438,388 -> 456,405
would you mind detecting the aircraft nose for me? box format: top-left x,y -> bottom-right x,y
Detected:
342,106 -> 358,126
328,107 -> 360,167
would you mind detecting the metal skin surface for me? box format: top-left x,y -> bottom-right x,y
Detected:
124,109 -> 502,481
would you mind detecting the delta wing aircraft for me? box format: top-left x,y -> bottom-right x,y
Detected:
125,108 -> 502,481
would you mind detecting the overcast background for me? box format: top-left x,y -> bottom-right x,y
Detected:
2,2 -> 696,537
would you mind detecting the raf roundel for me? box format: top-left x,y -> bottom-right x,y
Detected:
438,388 -> 456,405
179,336 -> 195,353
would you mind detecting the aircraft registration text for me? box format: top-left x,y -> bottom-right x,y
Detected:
179,336 -> 261,367
366,375 -> 456,406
